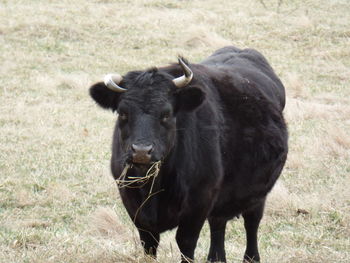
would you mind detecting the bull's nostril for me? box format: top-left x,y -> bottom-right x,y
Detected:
147,146 -> 154,154
131,144 -> 153,164
131,144 -> 153,155
131,144 -> 137,153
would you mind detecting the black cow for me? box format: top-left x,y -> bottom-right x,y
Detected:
89,46 -> 288,263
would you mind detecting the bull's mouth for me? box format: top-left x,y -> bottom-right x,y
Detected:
126,153 -> 161,170
127,160 -> 161,172
132,156 -> 152,166
130,162 -> 152,172
125,157 -> 161,174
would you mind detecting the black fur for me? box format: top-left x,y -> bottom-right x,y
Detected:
89,46 -> 288,263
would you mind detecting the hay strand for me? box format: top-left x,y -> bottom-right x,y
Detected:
115,161 -> 162,192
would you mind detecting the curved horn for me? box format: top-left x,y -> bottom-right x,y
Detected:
172,57 -> 193,88
104,73 -> 127,92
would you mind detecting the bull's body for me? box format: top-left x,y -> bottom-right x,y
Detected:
90,46 -> 288,262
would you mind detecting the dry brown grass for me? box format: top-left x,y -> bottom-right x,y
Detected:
1,0 -> 349,262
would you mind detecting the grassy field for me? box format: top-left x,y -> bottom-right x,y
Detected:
1,0 -> 349,262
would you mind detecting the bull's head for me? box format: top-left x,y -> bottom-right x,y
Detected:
89,58 -> 205,168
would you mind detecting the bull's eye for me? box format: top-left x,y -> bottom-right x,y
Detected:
119,112 -> 128,121
161,113 -> 170,123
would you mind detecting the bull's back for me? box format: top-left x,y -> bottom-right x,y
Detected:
201,46 -> 286,110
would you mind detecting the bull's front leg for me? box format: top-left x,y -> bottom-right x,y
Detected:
176,190 -> 216,262
176,217 -> 206,262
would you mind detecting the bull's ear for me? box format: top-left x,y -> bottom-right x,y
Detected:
175,87 -> 205,112
89,82 -> 121,111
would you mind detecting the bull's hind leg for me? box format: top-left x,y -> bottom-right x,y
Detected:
242,200 -> 265,263
207,217 -> 227,262
138,229 -> 160,258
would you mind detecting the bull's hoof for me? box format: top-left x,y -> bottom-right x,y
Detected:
243,256 -> 260,263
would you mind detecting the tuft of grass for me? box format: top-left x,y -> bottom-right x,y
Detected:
1,0 -> 349,262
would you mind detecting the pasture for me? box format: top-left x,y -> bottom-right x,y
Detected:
1,0 -> 349,262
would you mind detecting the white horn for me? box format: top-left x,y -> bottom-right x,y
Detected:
172,57 -> 193,88
104,74 -> 127,92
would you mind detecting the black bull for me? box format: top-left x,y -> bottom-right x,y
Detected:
89,46 -> 288,262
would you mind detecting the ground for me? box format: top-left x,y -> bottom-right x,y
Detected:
0,0 -> 349,262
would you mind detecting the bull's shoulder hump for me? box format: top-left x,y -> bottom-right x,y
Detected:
201,47 -> 270,70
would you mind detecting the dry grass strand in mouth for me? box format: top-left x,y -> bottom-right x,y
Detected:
115,161 -> 162,191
